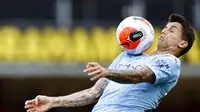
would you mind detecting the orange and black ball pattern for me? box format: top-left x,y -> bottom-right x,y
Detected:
119,27 -> 141,50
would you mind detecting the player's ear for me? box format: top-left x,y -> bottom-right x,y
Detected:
178,40 -> 188,49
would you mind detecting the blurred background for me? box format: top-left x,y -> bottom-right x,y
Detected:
0,0 -> 199,112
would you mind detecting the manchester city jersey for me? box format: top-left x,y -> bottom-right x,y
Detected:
92,52 -> 181,112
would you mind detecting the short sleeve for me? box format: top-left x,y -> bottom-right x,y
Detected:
146,54 -> 181,84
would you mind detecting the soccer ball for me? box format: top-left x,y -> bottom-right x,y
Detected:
116,16 -> 154,55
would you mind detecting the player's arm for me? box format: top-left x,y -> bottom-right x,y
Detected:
51,78 -> 108,107
106,66 -> 156,84
84,62 -> 156,84
25,78 -> 108,112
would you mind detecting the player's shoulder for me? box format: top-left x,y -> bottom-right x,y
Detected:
150,54 -> 179,61
148,54 -> 181,68
118,51 -> 127,57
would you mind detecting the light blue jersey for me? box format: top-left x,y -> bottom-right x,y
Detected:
92,52 -> 181,112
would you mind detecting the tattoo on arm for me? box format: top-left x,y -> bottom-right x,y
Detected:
106,65 -> 155,84
52,78 -> 108,108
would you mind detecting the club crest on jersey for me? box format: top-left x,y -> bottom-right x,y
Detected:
155,60 -> 170,69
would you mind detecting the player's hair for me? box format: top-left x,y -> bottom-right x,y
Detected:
168,13 -> 195,57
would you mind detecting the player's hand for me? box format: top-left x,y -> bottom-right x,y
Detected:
25,95 -> 53,112
84,62 -> 109,81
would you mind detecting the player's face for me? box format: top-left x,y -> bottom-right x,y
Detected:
158,22 -> 183,50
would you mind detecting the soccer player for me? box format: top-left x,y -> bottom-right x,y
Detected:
25,13 -> 195,112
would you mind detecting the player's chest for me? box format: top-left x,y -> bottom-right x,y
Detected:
115,56 -> 147,70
